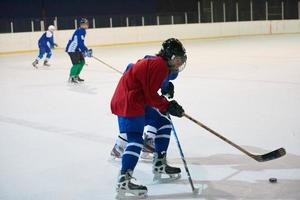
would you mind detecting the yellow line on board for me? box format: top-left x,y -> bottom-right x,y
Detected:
0,32 -> 299,55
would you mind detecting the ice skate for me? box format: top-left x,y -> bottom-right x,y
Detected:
68,76 -> 79,84
43,60 -> 50,67
116,170 -> 148,199
152,152 -> 181,183
32,59 -> 39,68
76,76 -> 84,82
111,143 -> 124,159
140,134 -> 154,160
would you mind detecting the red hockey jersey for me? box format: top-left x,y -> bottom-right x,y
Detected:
111,56 -> 170,117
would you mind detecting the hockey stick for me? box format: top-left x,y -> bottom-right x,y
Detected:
92,56 -> 123,74
183,113 -> 286,162
169,115 -> 199,194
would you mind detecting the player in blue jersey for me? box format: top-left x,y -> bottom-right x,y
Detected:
66,18 -> 93,83
32,25 -> 57,68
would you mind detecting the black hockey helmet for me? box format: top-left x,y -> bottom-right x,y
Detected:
160,38 -> 187,72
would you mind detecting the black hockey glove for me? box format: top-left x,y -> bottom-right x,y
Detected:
161,82 -> 174,99
167,100 -> 184,117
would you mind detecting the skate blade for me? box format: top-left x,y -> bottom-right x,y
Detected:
110,155 -> 122,160
110,148 -> 122,160
153,173 -> 181,183
67,80 -> 80,85
140,152 -> 153,160
116,189 -> 148,200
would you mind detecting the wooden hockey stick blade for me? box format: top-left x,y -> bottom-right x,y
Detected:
251,147 -> 286,162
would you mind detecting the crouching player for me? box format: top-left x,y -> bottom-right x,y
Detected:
32,25 -> 57,68
66,18 -> 93,83
111,62 -> 178,160
110,38 -> 187,198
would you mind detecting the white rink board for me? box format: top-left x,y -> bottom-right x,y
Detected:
0,20 -> 300,53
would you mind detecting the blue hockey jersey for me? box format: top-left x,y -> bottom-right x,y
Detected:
38,31 -> 54,49
65,28 -> 88,52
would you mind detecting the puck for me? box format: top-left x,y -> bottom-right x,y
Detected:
269,178 -> 277,183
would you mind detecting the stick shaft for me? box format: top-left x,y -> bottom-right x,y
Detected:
169,115 -> 196,192
183,113 -> 255,159
92,56 -> 123,74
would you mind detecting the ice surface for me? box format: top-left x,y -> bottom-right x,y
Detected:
0,34 -> 300,199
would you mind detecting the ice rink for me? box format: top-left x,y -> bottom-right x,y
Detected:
1,34 -> 300,200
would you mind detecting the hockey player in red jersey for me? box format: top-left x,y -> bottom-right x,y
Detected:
111,38 -> 187,198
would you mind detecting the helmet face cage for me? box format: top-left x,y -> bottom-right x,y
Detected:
80,18 -> 89,27
169,54 -> 187,73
